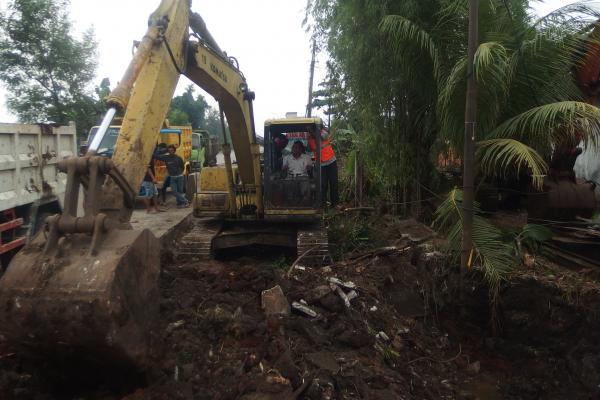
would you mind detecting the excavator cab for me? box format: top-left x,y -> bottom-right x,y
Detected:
263,118 -> 323,213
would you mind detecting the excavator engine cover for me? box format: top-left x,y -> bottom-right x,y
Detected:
0,227 -> 160,369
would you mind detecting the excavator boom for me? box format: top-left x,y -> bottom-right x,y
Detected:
0,0 -> 259,370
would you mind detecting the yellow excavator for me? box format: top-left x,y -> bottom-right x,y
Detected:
0,0 -> 328,370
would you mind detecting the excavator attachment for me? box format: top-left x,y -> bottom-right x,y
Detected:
0,156 -> 160,369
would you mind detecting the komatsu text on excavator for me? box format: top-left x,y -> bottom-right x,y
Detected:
0,0 -> 329,370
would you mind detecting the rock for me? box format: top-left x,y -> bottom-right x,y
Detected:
261,285 -> 290,317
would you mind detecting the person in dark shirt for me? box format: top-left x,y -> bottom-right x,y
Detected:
154,144 -> 189,208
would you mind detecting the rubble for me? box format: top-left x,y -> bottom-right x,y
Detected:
261,285 -> 290,317
291,301 -> 318,318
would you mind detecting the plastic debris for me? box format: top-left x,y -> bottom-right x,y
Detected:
292,301 -> 318,318
328,277 -> 357,290
166,320 -> 185,334
376,331 -> 390,341
334,285 -> 358,308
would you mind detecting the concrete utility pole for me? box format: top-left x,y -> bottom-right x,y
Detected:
461,0 -> 479,272
306,39 -> 317,117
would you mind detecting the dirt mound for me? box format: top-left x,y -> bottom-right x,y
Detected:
132,249 -> 464,399
3,224 -> 600,399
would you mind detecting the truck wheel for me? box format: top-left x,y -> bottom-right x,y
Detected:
185,173 -> 197,203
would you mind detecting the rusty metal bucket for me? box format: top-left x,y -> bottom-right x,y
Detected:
0,155 -> 161,370
0,227 -> 160,369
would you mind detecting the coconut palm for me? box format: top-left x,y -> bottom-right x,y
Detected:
379,0 -> 600,286
381,1 -> 600,179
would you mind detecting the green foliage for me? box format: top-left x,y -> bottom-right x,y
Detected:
167,108 -> 191,127
477,139 -> 548,189
0,0 -> 98,137
271,255 -> 292,270
515,223 -> 552,254
434,188 -> 516,291
326,213 -> 376,260
167,85 -> 225,142
168,85 -> 209,129
307,0 -> 442,208
307,0 -> 600,206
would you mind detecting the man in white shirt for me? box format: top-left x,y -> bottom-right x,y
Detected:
282,141 -> 312,177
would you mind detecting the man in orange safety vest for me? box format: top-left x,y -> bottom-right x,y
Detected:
308,127 -> 338,207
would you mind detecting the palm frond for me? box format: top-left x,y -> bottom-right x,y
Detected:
477,138 -> 548,189
437,57 -> 467,145
474,42 -> 509,86
532,1 -> 600,32
434,188 -> 516,289
491,101 -> 600,148
379,15 -> 441,84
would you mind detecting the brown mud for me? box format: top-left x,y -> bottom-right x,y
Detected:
1,227 -> 600,399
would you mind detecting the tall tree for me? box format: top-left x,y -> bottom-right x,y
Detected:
0,0 -> 98,137
308,0 -> 600,301
167,85 -> 209,129
167,85 -> 228,142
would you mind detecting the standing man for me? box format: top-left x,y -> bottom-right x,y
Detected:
154,144 -> 189,208
308,127 -> 338,208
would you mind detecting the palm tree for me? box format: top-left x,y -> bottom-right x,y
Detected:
380,0 -> 600,291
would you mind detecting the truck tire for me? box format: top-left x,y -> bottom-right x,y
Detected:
186,173 -> 199,203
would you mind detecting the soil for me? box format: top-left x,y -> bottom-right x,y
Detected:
2,219 -> 600,399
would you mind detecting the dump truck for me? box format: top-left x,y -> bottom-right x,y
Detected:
0,122 -> 76,269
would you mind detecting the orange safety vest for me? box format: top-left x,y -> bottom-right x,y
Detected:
309,130 -> 335,163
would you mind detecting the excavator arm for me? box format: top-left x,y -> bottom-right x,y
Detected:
0,0 -> 259,370
94,0 -> 259,222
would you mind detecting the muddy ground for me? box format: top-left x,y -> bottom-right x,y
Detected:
1,219 -> 600,399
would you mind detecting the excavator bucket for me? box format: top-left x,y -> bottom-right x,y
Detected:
0,156 -> 161,370
0,228 -> 160,369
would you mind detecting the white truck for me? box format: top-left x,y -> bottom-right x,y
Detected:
0,122 -> 77,268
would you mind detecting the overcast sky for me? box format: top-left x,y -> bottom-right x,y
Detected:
0,0 -> 580,134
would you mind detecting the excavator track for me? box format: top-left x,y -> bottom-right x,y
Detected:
177,218 -> 221,259
297,223 -> 331,267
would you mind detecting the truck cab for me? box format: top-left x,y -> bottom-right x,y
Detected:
87,124 -> 194,185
